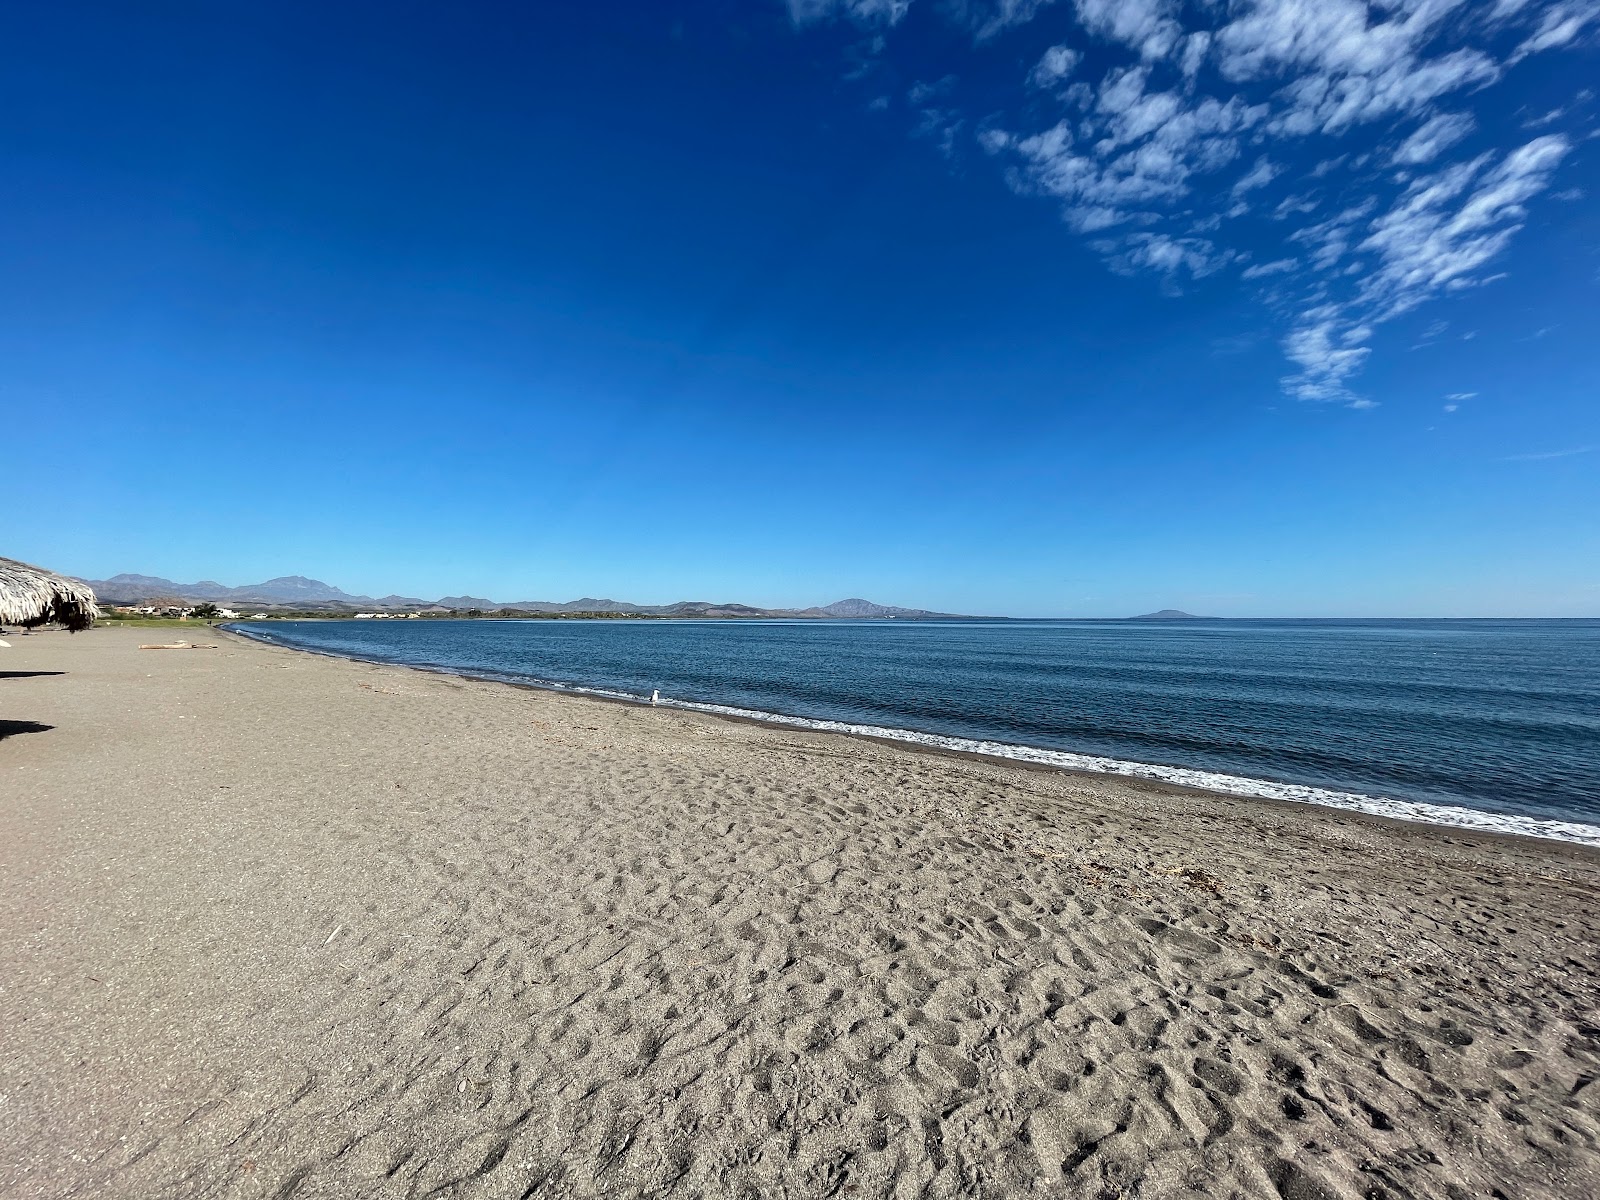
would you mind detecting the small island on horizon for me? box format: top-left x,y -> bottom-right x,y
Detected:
1128,609 -> 1211,620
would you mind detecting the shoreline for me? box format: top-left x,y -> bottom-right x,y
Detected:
6,625 -> 1600,1198
223,622 -> 1600,851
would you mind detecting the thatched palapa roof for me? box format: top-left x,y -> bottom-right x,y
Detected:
0,556 -> 100,632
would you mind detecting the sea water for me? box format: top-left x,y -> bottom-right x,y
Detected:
231,617 -> 1600,846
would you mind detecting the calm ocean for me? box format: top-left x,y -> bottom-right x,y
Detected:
231,618 -> 1600,846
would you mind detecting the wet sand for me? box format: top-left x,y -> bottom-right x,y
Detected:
3,625 -> 1598,1198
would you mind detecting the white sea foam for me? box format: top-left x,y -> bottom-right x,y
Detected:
645,695 -> 1600,848
225,624 -> 1600,849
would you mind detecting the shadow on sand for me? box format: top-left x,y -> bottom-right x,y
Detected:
0,720 -> 54,740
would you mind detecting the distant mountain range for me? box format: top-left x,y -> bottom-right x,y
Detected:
80,573 -> 965,619
1128,609 -> 1210,620
85,574 -> 372,607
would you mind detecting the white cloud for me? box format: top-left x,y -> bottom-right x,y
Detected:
787,0 -> 911,25
1030,44 -> 1082,89
1505,444 -> 1598,460
1215,1 -> 1500,135
1491,0 -> 1536,19
908,75 -> 956,104
1445,391 -> 1478,399
1273,135 -> 1571,401
1065,204 -> 1137,231
1010,87 -> 1263,229
1217,0 -> 1468,83
1287,198 -> 1375,269
1272,193 -> 1320,219
908,78 -> 963,155
1360,135 -> 1571,319
976,127 -> 1012,153
1096,68 -> 1184,144
1392,112 -> 1475,165
1281,310 -> 1373,402
1125,233 -> 1234,278
1523,104 -> 1568,127
912,98 -> 964,156
1179,31 -> 1212,77
1074,0 -> 1184,61
1272,48 -> 1499,136
1231,156 -> 1281,197
1511,1 -> 1600,61
791,0 -> 1591,402
1242,257 -> 1298,278
964,0 -> 1060,40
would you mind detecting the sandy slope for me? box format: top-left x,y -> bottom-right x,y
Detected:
2,625 -> 1598,1199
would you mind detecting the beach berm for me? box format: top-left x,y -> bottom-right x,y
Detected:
3,626 -> 1598,1198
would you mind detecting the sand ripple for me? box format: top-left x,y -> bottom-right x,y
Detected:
2,628 -> 1598,1198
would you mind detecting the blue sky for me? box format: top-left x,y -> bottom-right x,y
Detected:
5,1 -> 1597,616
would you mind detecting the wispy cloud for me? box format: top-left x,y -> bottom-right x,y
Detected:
908,75 -> 962,156
1510,1 -> 1600,61
959,0 -> 1061,41
1211,332 -> 1262,355
787,0 -> 910,26
906,76 -> 955,104
1392,112 -> 1476,165
1114,232 -> 1238,285
1281,308 -> 1372,402
1362,136 -> 1571,321
1029,44 -> 1081,89
1231,156 -> 1281,197
1504,444 -> 1598,460
792,0 -> 1592,403
1242,257 -> 1297,279
1523,104 -> 1570,127
1410,318 -> 1451,348
1074,0 -> 1185,62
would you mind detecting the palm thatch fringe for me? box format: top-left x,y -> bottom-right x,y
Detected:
0,556 -> 100,632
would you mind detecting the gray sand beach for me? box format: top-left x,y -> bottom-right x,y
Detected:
3,625 -> 1598,1198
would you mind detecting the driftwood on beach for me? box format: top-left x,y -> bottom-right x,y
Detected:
0,556 -> 100,632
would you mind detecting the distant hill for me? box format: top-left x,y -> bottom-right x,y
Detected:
1129,609 -> 1210,620
243,576 -> 362,604
434,595 -> 500,610
80,572 -> 969,618
87,573 -> 376,608
496,596 -> 960,619
805,598 -> 946,618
